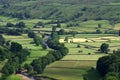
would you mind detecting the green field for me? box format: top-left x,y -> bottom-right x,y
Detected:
1,32 -> 120,80
42,34 -> 120,80
6,75 -> 22,80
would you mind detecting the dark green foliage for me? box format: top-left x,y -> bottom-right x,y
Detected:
7,29 -> 22,35
34,21 -> 44,28
0,46 -> 11,61
100,43 -> 109,53
58,29 -> 65,35
33,35 -> 43,46
0,27 -> 25,35
2,48 -> 30,76
15,22 -> 26,28
119,30 -> 120,36
77,44 -> 80,48
16,49 -> 30,63
52,26 -> 56,32
59,47 -> 69,56
41,43 -> 47,50
0,36 -> 30,77
105,72 -> 120,80
47,32 -> 61,50
96,29 -> 102,34
64,36 -> 68,42
28,31 -> 35,38
6,22 -> 14,27
97,49 -> 120,79
56,23 -> 61,28
0,34 -> 5,46
24,64 -> 33,73
98,24 -> 102,28
97,56 -> 112,75
6,40 -> 11,46
10,42 -> 22,52
2,57 -> 20,76
41,33 -> 45,38
31,59 -> 44,74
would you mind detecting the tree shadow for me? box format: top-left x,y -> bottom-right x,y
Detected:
83,69 -> 103,80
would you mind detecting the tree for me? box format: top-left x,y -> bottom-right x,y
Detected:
52,26 -> 56,32
98,24 -> 102,28
96,56 -> 112,76
0,47 -> 8,61
105,72 -> 119,80
15,22 -> 26,28
96,29 -> 102,34
42,33 -> 45,38
77,44 -> 80,48
56,23 -> 61,28
100,43 -> 109,53
34,21 -> 44,28
31,59 -> 44,74
97,49 -> 120,77
41,43 -> 47,50
24,64 -> 33,73
58,29 -> 65,35
64,36 -> 68,43
10,42 -> 22,52
33,36 -> 42,46
6,22 -> 14,27
28,31 -> 35,38
72,32 -> 76,37
0,35 -> 5,46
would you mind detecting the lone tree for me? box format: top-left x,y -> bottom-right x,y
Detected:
100,43 -> 109,53
64,36 -> 68,43
52,26 -> 56,32
28,31 -> 35,38
98,24 -> 102,28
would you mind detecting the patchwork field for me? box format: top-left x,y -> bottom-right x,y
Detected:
42,34 -> 120,80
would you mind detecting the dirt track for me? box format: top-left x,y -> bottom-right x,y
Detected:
16,74 -> 30,80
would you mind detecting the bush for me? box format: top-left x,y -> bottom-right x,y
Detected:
77,44 -> 80,48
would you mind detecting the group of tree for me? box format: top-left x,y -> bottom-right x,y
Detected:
96,49 -> 120,80
30,32 -> 68,74
0,27 -> 28,35
6,22 -> 26,28
33,21 -> 44,28
0,0 -> 120,23
0,35 -> 30,78
28,31 -> 47,49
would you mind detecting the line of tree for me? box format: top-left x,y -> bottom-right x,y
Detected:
0,27 -> 28,35
6,22 -> 26,28
29,32 -> 68,74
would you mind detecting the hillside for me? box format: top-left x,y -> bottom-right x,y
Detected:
0,0 -> 120,23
